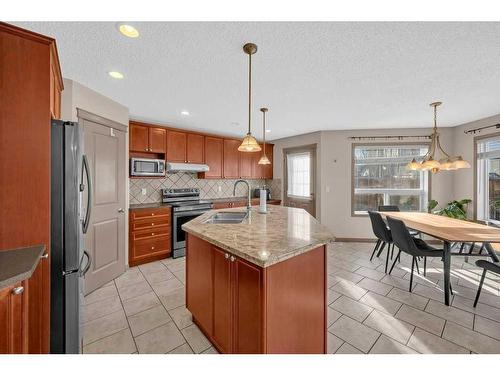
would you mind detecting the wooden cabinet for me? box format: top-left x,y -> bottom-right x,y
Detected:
187,133 -> 205,164
223,139 -> 240,178
186,235 -> 213,334
129,207 -> 171,266
130,123 -> 166,153
202,136 -> 223,179
0,281 -> 28,354
212,247 -> 233,352
239,151 -> 254,179
49,48 -> 62,119
167,130 -> 187,162
251,144 -> 274,179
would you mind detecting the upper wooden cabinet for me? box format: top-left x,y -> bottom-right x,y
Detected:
187,133 -> 205,164
202,136 -> 224,179
239,151 -> 254,179
252,144 -> 274,180
49,43 -> 63,119
130,122 -> 166,153
223,139 -> 240,178
167,130 -> 187,162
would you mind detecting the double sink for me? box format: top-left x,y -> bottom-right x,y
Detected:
204,211 -> 249,224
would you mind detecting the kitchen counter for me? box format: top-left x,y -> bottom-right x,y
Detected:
129,197 -> 280,211
182,205 -> 334,267
0,245 -> 45,289
129,202 -> 172,210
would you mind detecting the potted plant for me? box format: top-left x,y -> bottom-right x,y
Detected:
427,199 -> 472,220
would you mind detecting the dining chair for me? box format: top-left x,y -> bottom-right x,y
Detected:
368,211 -> 395,273
387,216 -> 452,293
473,260 -> 500,307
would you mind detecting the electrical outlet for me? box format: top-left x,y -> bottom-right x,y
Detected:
141,188 -> 147,196
325,186 -> 330,193
218,185 -> 222,192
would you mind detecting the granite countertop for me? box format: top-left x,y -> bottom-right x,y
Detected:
182,205 -> 334,267
129,197 -> 280,211
0,245 -> 45,289
129,203 -> 172,210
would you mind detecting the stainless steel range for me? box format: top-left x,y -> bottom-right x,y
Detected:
162,188 -> 213,258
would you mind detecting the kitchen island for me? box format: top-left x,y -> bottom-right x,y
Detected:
182,205 -> 334,354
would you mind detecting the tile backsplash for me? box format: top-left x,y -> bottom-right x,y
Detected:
129,173 -> 282,205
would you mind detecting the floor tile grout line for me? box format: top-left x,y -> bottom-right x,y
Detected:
112,278 -> 139,353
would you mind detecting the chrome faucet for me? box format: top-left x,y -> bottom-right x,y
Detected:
233,179 -> 251,211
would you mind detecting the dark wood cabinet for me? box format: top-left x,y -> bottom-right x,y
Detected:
167,130 -> 187,162
129,207 -> 171,266
186,235 -> 213,335
202,136 -> 223,179
223,139 -> 240,178
212,247 -> 233,353
187,133 -> 205,164
239,151 -> 254,179
0,281 -> 28,354
130,123 -> 166,153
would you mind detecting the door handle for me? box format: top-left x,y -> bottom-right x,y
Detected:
230,256 -> 235,262
11,286 -> 24,295
41,253 -> 49,259
81,154 -> 92,234
118,208 -> 125,213
224,253 -> 229,259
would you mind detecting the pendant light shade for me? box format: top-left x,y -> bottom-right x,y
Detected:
406,102 -> 471,173
258,107 -> 271,165
239,43 -> 261,153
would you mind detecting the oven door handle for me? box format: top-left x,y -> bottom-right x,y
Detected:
174,209 -> 212,217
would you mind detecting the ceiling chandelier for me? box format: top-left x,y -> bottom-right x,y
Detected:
407,102 -> 471,173
258,108 -> 271,165
238,43 -> 262,153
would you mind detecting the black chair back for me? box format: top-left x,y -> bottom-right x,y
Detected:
368,211 -> 392,243
387,217 -> 421,256
378,205 -> 400,212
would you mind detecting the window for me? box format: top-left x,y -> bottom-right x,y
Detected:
476,136 -> 500,223
352,144 -> 429,215
286,151 -> 312,198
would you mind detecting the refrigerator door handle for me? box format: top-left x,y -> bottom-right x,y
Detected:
80,250 -> 92,277
81,154 -> 92,234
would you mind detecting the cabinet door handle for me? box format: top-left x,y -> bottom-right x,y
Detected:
151,213 -> 155,216
145,148 -> 148,151
151,246 -> 155,250
41,253 -> 49,259
12,286 -> 24,295
224,253 -> 229,259
151,223 -> 155,226
230,256 -> 235,262
152,233 -> 155,236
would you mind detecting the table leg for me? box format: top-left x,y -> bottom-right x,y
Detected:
443,241 -> 451,306
484,242 -> 500,262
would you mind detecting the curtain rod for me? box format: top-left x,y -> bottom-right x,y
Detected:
348,135 -> 431,141
464,123 -> 500,135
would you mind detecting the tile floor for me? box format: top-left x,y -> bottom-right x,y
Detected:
82,242 -> 500,354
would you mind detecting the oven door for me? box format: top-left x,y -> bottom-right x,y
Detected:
173,210 -> 210,250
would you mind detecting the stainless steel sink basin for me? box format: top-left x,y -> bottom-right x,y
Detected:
204,211 -> 248,224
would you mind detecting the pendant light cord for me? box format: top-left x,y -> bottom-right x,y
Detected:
262,110 -> 266,155
248,52 -> 252,136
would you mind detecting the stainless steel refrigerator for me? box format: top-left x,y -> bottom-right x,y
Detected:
51,119 -> 92,354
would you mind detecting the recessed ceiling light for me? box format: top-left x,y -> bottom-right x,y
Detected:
181,110 -> 190,116
108,71 -> 124,79
118,24 -> 139,38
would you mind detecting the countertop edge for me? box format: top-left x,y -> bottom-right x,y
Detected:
0,245 -> 45,289
183,226 -> 333,268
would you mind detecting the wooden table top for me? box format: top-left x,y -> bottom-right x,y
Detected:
380,212 -> 500,243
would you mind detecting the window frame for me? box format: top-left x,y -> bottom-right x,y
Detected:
474,131 -> 500,223
350,142 -> 432,217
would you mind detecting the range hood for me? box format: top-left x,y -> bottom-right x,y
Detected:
166,162 -> 210,173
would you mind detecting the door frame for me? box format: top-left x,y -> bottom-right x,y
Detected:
77,108 -> 128,294
283,144 -> 317,217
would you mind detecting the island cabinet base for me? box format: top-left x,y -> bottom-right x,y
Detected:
186,233 -> 326,354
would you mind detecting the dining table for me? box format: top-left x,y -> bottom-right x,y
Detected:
379,212 -> 500,306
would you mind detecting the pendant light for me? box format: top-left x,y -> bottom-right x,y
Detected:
407,102 -> 471,173
258,108 -> 271,165
238,43 -> 261,152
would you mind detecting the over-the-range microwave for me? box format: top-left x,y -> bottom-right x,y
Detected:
130,157 -> 166,177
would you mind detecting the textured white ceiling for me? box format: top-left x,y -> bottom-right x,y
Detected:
14,22 -> 500,140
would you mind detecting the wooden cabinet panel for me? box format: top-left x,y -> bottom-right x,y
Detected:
186,234 -> 213,335
239,151 -> 253,179
130,124 -> 150,152
212,247 -> 233,353
234,258 -> 263,353
223,139 -> 240,178
133,235 -> 171,259
149,127 -> 166,153
187,133 -> 205,164
167,130 -> 187,162
203,136 -> 223,178
262,144 -> 274,179
0,281 -> 28,354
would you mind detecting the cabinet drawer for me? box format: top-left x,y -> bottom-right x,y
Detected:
132,216 -> 170,231
134,236 -> 171,258
132,227 -> 170,240
131,207 -> 171,220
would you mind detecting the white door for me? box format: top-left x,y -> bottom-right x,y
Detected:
82,117 -> 126,294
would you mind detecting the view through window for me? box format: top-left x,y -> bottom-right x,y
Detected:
476,136 -> 500,223
352,144 -> 429,214
287,152 -> 311,198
